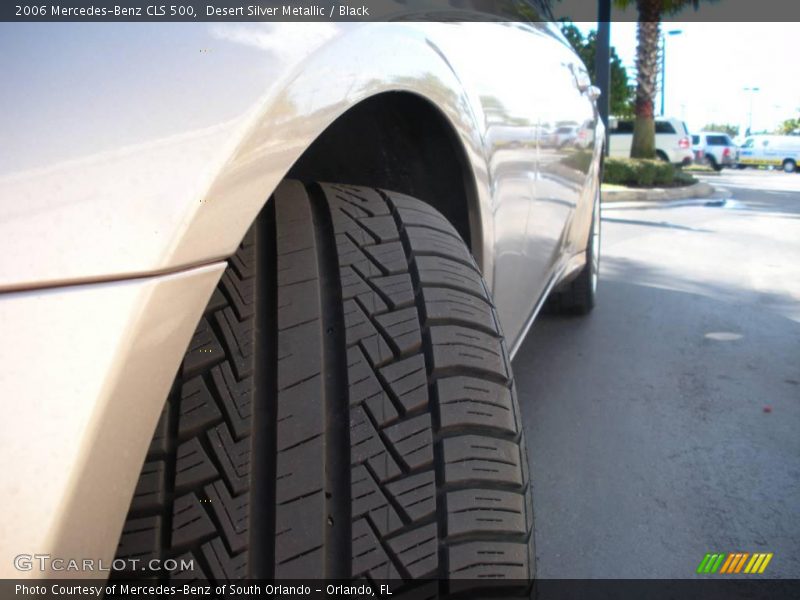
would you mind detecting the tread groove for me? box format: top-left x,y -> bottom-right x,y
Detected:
309,182 -> 351,578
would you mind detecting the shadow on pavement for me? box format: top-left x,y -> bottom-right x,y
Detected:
513,262 -> 800,578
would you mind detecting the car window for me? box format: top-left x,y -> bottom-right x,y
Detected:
742,138 -> 754,148
655,121 -> 677,134
611,120 -> 634,134
707,135 -> 728,146
691,135 -> 700,144
723,136 -> 734,145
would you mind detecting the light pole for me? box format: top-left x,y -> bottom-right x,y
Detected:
660,29 -> 683,116
744,87 -> 760,135
596,0 -> 611,155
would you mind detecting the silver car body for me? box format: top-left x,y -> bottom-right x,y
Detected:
0,19 -> 602,576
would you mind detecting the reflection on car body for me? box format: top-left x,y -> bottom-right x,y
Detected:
0,4 -> 603,585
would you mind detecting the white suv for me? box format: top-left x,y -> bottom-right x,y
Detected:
692,131 -> 739,171
608,116 -> 694,165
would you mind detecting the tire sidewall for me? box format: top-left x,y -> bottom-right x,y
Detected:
581,179 -> 601,311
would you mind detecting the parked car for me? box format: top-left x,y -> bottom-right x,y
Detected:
553,124 -> 579,147
738,135 -> 800,172
692,131 -> 739,171
0,13 -> 603,586
608,116 -> 694,165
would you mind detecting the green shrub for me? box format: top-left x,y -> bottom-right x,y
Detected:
560,150 -> 594,172
673,171 -> 697,186
603,157 -> 696,188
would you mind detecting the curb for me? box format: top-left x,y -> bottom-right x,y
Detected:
602,181 -> 715,203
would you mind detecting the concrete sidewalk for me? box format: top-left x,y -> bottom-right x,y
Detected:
602,181 -> 716,204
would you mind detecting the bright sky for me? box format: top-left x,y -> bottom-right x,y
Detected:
575,21 -> 800,135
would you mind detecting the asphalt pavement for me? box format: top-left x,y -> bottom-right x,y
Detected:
514,169 -> 800,578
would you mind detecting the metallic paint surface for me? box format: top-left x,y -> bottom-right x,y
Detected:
0,263 -> 224,577
0,19 -> 601,570
0,21 -> 599,348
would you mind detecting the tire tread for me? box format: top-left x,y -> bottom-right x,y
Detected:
114,181 -> 534,589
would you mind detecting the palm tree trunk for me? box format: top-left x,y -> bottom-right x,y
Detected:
630,0 -> 662,158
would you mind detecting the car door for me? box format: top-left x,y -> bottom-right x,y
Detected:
427,21 -> 597,346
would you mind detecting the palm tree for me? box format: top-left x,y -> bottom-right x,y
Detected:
613,0 -> 711,158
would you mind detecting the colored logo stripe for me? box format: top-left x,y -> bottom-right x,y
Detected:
722,553 -> 749,574
718,553 -> 736,574
696,554 -> 712,573
749,553 -> 773,574
698,552 -> 773,575
696,553 -> 725,573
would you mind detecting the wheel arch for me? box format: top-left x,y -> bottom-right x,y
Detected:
0,24 -> 494,292
286,91 -> 482,261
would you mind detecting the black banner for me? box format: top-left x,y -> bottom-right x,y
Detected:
2,0 -> 800,22
3,579 -> 800,600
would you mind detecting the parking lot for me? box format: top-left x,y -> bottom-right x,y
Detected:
515,169 -> 800,578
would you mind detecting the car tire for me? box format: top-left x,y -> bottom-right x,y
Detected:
113,181 -> 534,588
545,181 -> 600,315
783,159 -> 797,173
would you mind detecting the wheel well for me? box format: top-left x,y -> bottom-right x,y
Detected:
287,92 -> 478,254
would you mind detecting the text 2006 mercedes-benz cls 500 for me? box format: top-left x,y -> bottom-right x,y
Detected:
0,2 -> 603,588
